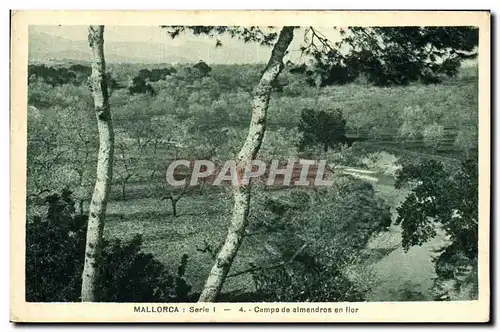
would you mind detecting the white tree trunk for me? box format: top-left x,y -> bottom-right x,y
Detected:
81,26 -> 114,302
198,27 -> 294,302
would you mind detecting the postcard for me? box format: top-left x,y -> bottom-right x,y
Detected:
10,10 -> 490,323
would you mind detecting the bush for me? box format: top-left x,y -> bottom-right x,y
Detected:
26,189 -> 87,301
252,261 -> 365,302
26,189 -> 192,302
297,108 -> 347,153
129,76 -> 156,96
97,237 -> 191,302
248,178 -> 391,301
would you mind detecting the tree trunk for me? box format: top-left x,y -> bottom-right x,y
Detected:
171,199 -> 178,218
81,26 -> 114,302
121,181 -> 126,200
79,199 -> 84,216
198,27 -> 294,302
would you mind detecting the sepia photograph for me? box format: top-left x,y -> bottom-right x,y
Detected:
10,10 -> 490,323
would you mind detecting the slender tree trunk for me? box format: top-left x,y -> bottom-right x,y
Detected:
81,25 -> 114,302
121,181 -> 126,200
171,199 -> 178,218
198,27 -> 294,302
77,169 -> 85,215
79,199 -> 84,216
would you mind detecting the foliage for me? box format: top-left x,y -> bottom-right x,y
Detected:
249,179 -> 391,301
297,108 -> 347,152
27,87 -> 98,212
28,64 -> 120,94
26,189 -> 88,301
192,60 -> 212,78
296,27 -> 479,87
422,122 -> 445,151
252,261 -> 365,302
26,190 -> 192,302
398,105 -> 446,149
97,237 -> 191,302
162,26 -> 280,47
394,159 -> 478,300
129,76 -> 156,96
136,67 -> 177,82
129,66 -> 178,96
28,61 -> 478,165
454,124 -> 478,158
29,64 -> 86,86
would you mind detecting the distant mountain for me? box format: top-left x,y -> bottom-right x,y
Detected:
28,31 -> 271,64
29,32 -> 191,64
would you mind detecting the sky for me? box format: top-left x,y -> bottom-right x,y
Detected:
30,25 -> 343,64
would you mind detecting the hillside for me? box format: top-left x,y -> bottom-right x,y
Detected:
28,30 -> 273,64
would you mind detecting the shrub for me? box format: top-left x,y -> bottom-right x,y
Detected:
26,189 -> 192,302
26,189 -> 87,301
248,178 -> 391,302
297,108 -> 347,153
252,261 -> 365,302
97,237 -> 191,302
129,76 -> 156,96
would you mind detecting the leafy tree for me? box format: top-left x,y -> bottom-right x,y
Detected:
454,125 -> 478,159
394,159 -> 478,300
422,122 -> 445,152
398,105 -> 445,149
69,64 -> 92,76
298,108 -> 347,152
129,76 -> 156,96
27,105 -> 70,200
193,60 -> 212,78
295,27 -> 478,87
149,67 -> 177,82
138,68 -> 151,80
28,64 -> 121,95
247,179 -> 391,301
28,64 -> 76,86
97,237 -> 191,302
210,64 -> 261,93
